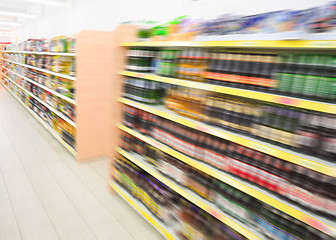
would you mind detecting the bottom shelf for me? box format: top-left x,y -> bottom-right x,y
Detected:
110,180 -> 177,240
0,81 -> 76,156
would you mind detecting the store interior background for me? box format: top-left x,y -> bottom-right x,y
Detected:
0,0 -> 332,43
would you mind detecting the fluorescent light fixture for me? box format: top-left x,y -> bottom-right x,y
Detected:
0,27 -> 12,31
0,10 -> 36,18
28,0 -> 65,6
0,21 -> 21,26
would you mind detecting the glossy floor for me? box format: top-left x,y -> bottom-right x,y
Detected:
0,85 -> 164,240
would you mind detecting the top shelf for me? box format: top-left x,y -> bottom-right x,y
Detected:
3,50 -> 75,56
121,40 -> 336,49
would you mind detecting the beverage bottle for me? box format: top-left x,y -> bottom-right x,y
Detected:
239,53 -> 252,89
276,54 -> 294,94
249,54 -> 262,90
223,53 -> 234,87
289,54 -> 307,97
319,114 -> 336,161
206,51 -> 216,84
229,53 -> 241,88
302,55 -> 324,99
259,54 -> 278,92
295,112 -> 320,156
254,54 -> 268,91
326,66 -> 336,102
315,64 -> 330,102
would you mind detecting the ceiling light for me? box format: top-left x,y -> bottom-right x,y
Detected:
0,21 -> 21,26
0,10 -> 36,18
0,27 -> 12,31
27,0 -> 65,6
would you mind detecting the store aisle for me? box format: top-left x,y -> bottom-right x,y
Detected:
0,85 -> 164,240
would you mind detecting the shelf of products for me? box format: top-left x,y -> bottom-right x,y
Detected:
124,48 -> 336,105
1,30 -> 125,162
3,51 -> 75,56
113,152 -> 266,240
113,27 -> 336,240
3,74 -> 76,127
3,66 -> 75,104
121,40 -> 336,49
0,78 -> 76,155
110,181 -> 177,240
119,97 -> 336,177
134,2 -> 336,42
2,58 -> 76,81
0,37 -> 77,154
117,147 -> 263,239
121,71 -> 336,114
118,123 -> 336,238
3,37 -> 75,53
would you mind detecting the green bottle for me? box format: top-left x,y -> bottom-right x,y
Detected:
290,54 -> 306,95
278,54 -> 294,93
301,55 -> 322,97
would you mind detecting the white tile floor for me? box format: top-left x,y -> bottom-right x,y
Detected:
0,85 -> 164,240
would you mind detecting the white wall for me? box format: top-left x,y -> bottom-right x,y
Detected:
15,0 -> 332,41
16,0 -> 191,40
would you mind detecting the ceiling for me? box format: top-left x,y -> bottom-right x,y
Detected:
0,0 -> 66,30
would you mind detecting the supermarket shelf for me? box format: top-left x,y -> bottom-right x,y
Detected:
3,50 -> 75,56
118,124 -> 336,237
0,81 -> 76,156
1,58 -> 76,81
3,66 -> 76,105
121,71 -> 336,114
117,147 -> 264,240
119,98 -> 336,177
121,40 -> 336,49
3,75 -> 76,127
110,181 -> 177,240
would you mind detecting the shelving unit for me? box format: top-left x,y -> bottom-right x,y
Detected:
119,97 -> 336,177
3,50 -> 75,56
110,180 -> 177,240
0,78 -> 76,155
111,37 -> 336,240
118,124 -> 336,237
117,147 -> 263,240
2,58 -> 76,80
3,66 -> 76,104
2,74 -> 76,127
0,29 -> 126,162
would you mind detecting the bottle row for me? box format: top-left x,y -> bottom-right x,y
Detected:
1,78 -> 76,148
115,155 -> 250,240
3,53 -> 76,77
123,77 -> 336,162
125,48 -> 336,102
122,106 -> 336,220
4,62 -> 75,100
115,153 -> 331,240
2,37 -> 76,53
3,68 -> 76,122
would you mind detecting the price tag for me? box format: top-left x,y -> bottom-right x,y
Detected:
304,217 -> 330,234
196,125 -> 209,133
276,96 -> 298,106
209,208 -> 221,219
152,141 -> 161,149
135,73 -> 144,78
